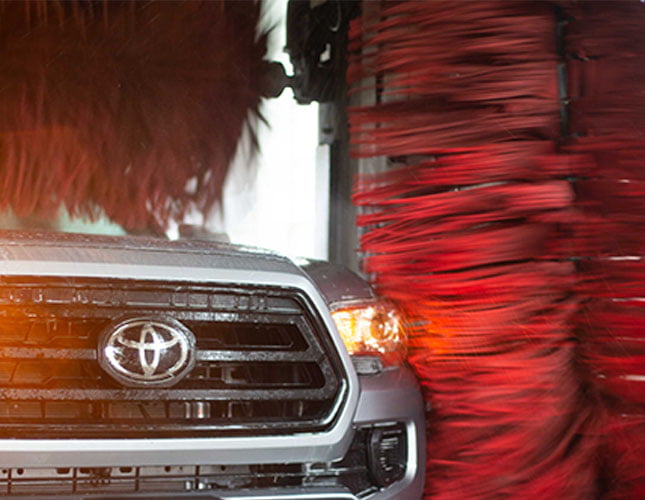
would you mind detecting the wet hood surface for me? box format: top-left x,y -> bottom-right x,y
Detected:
0,230 -> 302,276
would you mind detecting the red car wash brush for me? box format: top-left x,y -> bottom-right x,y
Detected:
0,1 -> 269,232
348,2 -> 598,498
561,2 -> 645,497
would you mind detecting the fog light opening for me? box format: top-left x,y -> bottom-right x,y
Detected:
367,423 -> 407,488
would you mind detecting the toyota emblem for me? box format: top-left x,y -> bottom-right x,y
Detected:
98,317 -> 196,388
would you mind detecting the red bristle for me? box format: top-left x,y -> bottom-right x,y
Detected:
561,2 -> 645,494
0,1 -> 268,230
348,2 -> 598,498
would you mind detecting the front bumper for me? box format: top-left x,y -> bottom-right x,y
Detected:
0,367 -> 425,500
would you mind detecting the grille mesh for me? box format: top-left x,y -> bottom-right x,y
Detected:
0,428 -> 377,497
0,277 -> 347,438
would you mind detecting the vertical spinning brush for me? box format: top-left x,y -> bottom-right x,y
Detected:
348,1 -> 600,498
562,2 -> 645,498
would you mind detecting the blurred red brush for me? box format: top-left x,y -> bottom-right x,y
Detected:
348,2 -> 598,499
0,0 -> 269,231
563,2 -> 645,497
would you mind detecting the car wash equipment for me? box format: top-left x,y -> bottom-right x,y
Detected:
0,0 -> 269,231
347,1 -> 643,498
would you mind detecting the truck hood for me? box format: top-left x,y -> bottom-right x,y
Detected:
0,230 -> 304,278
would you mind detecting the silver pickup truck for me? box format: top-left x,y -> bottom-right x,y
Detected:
0,230 -> 425,500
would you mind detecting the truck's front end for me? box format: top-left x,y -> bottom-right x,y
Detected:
0,231 -> 424,500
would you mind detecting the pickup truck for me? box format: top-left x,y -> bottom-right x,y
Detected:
0,230 -> 425,499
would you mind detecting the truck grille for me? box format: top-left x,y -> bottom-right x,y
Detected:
0,277 -> 347,438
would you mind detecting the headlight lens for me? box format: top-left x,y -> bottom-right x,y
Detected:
330,301 -> 406,366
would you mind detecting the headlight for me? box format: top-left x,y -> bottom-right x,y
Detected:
330,300 -> 406,366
